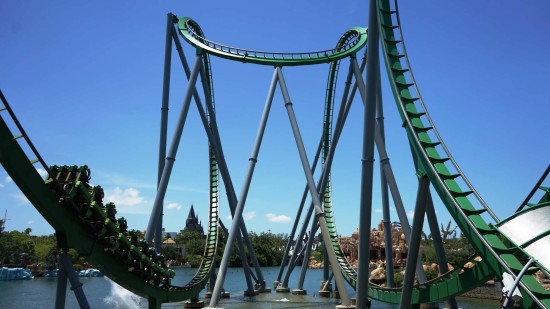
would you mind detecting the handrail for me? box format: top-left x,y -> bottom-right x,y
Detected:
178,17 -> 367,66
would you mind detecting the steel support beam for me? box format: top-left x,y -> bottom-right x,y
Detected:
146,55 -> 201,243
277,66 -> 351,305
170,26 -> 256,291
399,177 -> 430,308
209,68 -> 278,308
153,13 -> 176,250
55,252 -> 90,309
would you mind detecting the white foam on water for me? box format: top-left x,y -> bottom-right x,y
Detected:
103,277 -> 144,309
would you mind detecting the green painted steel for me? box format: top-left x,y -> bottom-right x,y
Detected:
0,95 -> 218,305
318,48 -> 493,305
377,0 -> 550,307
177,17 -> 368,66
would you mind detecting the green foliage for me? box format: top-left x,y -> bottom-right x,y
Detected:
249,231 -> 287,267
0,230 -> 35,264
175,230 -> 205,256
186,255 -> 203,268
33,234 -> 58,266
393,270 -> 404,287
311,242 -> 324,263
161,245 -> 179,261
420,236 -> 474,268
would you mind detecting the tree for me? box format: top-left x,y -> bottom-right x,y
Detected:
33,234 -> 57,265
249,231 -> 287,266
0,231 -> 35,264
24,228 -> 32,235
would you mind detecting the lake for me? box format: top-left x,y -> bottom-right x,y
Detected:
0,267 -> 499,308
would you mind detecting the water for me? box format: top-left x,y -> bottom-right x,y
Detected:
0,267 -> 499,308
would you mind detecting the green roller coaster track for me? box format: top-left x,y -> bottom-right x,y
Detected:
1,0 -> 549,308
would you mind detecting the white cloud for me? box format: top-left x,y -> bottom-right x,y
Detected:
375,208 -> 382,213
407,210 -> 415,221
243,212 -> 256,221
5,176 -> 12,183
0,183 -> 4,188
27,220 -> 34,225
106,187 -> 144,206
166,202 -> 182,211
266,213 -> 291,224
225,211 -> 256,221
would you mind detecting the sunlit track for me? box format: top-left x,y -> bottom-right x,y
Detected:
178,17 -> 368,66
376,0 -> 550,307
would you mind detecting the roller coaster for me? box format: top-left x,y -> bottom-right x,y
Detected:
1,0 -> 549,308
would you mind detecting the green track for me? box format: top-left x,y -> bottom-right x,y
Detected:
317,13 -> 494,304
178,17 -> 368,66
0,92 -> 219,306
376,0 -> 550,307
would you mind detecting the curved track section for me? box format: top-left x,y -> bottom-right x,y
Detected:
376,0 -> 550,307
178,17 -> 368,66
0,92 -> 218,305
319,31 -> 493,305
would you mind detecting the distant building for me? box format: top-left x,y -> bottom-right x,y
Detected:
161,237 -> 185,256
162,230 -> 178,240
184,204 -> 204,235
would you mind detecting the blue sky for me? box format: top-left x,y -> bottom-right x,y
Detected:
1,1 -> 548,238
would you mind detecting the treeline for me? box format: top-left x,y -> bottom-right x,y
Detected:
166,229 -> 289,268
0,230 -> 84,269
0,228 -> 290,269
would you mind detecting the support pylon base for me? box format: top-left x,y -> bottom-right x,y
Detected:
276,286 -> 290,293
184,300 -> 204,308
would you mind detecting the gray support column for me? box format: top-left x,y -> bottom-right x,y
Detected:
276,67 -> 351,305
146,55 -> 202,243
355,0 -> 380,303
375,62 -> 395,287
171,29 -> 256,290
277,137 -> 323,283
197,63 -> 264,290
54,257 -> 68,309
55,252 -> 90,309
399,177 -> 430,308
374,124 -> 427,283
425,192 -> 458,309
296,220 -> 319,292
209,68 -> 278,308
153,13 -> 176,251
281,203 -> 315,288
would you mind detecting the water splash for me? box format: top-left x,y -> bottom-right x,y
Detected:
103,277 -> 144,309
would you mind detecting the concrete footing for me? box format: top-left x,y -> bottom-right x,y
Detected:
183,300 -> 205,308
335,304 -> 355,309
243,289 -> 259,297
275,286 -> 290,293
318,280 -> 332,298
318,290 -> 331,297
255,287 -> 271,293
291,289 -> 307,295
203,291 -> 230,299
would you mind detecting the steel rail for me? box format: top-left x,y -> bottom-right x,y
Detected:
178,17 -> 367,66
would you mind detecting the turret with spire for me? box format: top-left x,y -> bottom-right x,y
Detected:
184,204 -> 204,235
